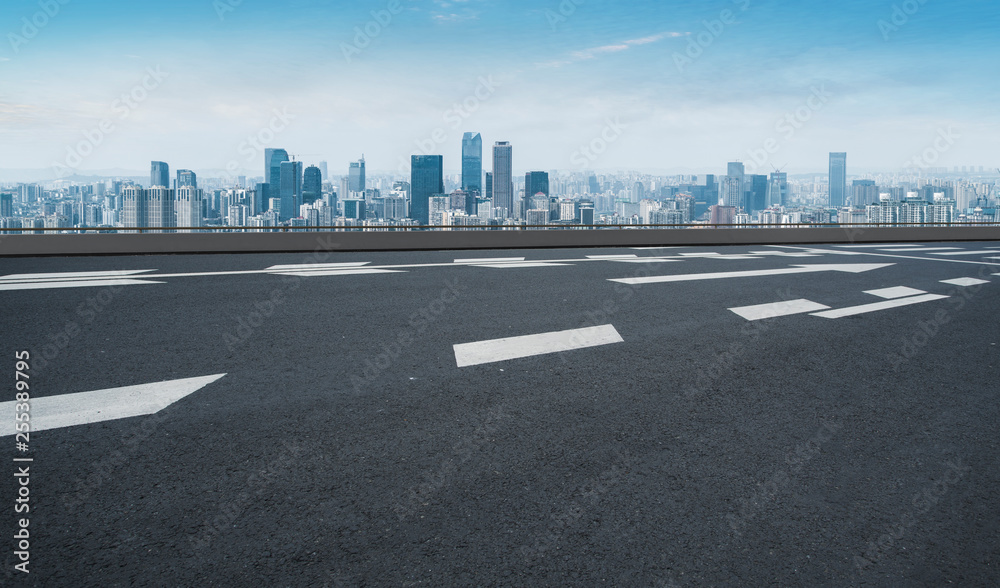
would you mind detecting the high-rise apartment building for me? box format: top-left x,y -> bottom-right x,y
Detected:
410,155 -> 444,226
176,186 -> 203,231
462,133 -> 483,194
829,152 -> 847,208
492,142 -> 513,218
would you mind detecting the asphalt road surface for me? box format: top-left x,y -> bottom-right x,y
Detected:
1,241 -> 999,587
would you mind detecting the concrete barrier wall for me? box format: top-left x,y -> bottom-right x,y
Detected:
1,226 -> 998,257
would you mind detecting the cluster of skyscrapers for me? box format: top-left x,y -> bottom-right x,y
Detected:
1,143 -> 997,232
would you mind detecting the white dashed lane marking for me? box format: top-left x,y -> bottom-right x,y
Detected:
454,325 -> 624,368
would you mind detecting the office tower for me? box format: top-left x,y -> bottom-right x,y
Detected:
748,175 -> 768,214
767,172 -> 787,207
829,152 -> 847,207
150,161 -> 169,188
349,156 -> 366,194
303,165 -> 322,205
279,160 -> 303,221
318,161 -> 329,182
492,141 -> 513,218
410,155 -> 444,226
264,148 -> 289,211
719,162 -> 745,209
147,186 -> 175,232
176,169 -> 197,189
523,171 -> 549,219
462,132 -> 483,193
176,186 -> 203,231
485,172 -> 493,201
0,193 -> 12,217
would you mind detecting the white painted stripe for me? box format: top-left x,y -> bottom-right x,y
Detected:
677,252 -> 762,259
837,244 -> 923,248
940,278 -> 990,287
586,254 -> 638,259
270,269 -> 404,277
454,257 -> 525,263
0,374 -> 226,436
729,299 -> 831,321
0,270 -> 155,282
266,262 -> 370,270
746,251 -> 821,257
0,278 -> 163,291
631,246 -> 682,250
810,294 -> 949,319
984,257 -> 1000,261
929,250 -> 998,256
454,325 -> 623,368
879,247 -> 962,252
864,286 -> 927,299
610,258 -> 681,263
609,263 -> 894,285
475,262 -> 573,268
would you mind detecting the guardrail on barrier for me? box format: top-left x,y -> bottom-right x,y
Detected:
1,223 -> 998,257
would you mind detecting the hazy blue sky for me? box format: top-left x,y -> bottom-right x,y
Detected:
1,0 -> 997,177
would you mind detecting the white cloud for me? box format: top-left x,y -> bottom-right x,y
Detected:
538,31 -> 688,68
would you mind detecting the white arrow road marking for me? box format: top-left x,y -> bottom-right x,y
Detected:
0,278 -> 164,291
809,294 -> 949,319
729,299 -> 831,321
454,325 -> 623,367
0,374 -> 226,436
864,286 -> 927,299
609,263 -> 894,285
940,278 -> 990,287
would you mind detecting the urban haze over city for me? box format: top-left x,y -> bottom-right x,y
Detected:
1,0 -> 997,231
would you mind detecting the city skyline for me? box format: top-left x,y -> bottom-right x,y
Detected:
1,0 -> 997,177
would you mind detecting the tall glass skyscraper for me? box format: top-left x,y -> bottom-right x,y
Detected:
720,161 -> 746,209
303,165 -> 322,205
264,148 -> 289,211
492,141 -> 513,218
829,152 -> 847,208
767,172 -> 787,207
462,133 -> 482,194
410,155 -> 444,226
150,161 -> 169,188
349,156 -> 366,194
279,160 -> 303,221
